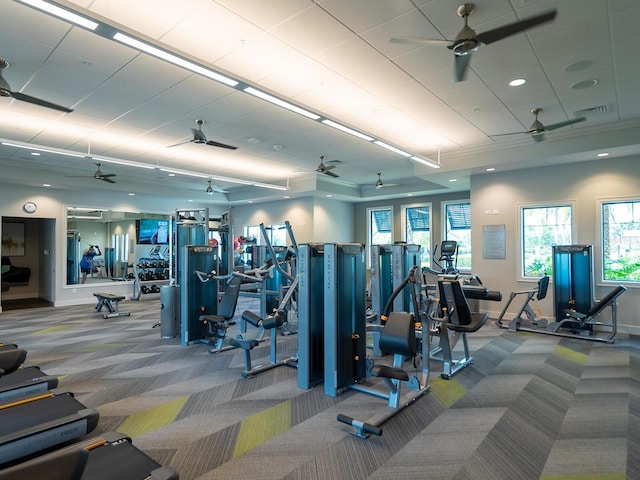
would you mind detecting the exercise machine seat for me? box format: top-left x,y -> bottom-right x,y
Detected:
200,274 -> 242,330
371,312 -> 416,382
564,285 -> 627,321
439,281 -> 488,333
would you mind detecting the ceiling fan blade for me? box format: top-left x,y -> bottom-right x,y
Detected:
323,170 -> 339,178
205,140 -> 238,150
390,36 -> 452,46
100,177 -> 117,183
489,131 -> 529,138
453,54 -> 472,82
476,10 -> 556,45
166,139 -> 193,148
543,117 -> 586,131
11,91 -> 73,113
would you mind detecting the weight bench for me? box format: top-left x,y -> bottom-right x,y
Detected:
93,293 -> 130,319
549,284 -> 627,343
430,280 -> 488,379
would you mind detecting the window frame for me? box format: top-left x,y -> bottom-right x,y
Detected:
517,201 -> 576,281
598,196 -> 640,286
366,206 -> 394,268
401,202 -> 432,268
442,199 -> 472,272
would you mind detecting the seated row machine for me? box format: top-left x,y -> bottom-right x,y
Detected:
429,279 -> 489,379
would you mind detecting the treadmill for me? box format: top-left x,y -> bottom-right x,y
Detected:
0,347 -> 27,377
0,389 -> 99,466
0,365 -> 59,404
0,432 -> 179,480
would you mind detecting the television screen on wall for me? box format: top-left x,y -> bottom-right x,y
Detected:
137,219 -> 169,245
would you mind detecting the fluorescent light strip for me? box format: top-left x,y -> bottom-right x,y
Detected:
93,157 -> 156,169
373,141 -> 411,157
1,142 -> 85,157
321,120 -> 374,141
411,156 -> 441,169
244,87 -> 321,120
17,0 -> 98,30
113,33 -> 238,87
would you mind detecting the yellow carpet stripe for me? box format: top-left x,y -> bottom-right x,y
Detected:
117,396 -> 189,438
553,345 -> 589,365
34,325 -> 77,334
541,473 -> 625,480
430,377 -> 467,408
233,400 -> 291,458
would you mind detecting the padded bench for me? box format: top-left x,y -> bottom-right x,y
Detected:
93,293 -> 130,319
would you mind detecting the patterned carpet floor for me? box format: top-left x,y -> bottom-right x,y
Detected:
1,296 -> 638,479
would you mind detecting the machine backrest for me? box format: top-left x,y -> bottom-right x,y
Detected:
536,275 -> 550,300
585,285 -> 627,317
379,312 -> 417,358
439,280 -> 473,326
217,274 -> 243,320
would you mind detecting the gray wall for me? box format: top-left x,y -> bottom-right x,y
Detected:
471,155 -> 639,334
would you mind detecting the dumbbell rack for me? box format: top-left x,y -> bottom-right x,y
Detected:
131,258 -> 170,300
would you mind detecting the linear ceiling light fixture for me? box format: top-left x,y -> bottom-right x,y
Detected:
243,87 -> 320,120
17,0 -> 439,176
321,119 -> 374,141
112,33 -> 238,87
92,157 -> 156,170
1,141 -> 85,157
16,0 -> 98,30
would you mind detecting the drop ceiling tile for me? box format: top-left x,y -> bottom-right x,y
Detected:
319,0 -> 416,33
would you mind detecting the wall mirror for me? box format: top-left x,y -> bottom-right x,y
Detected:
66,207 -> 170,286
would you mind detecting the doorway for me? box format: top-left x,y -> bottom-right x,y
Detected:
1,216 -> 55,311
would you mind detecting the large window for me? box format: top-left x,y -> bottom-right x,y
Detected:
602,199 -> 640,282
444,201 -> 471,270
367,207 -> 393,266
403,204 -> 431,267
521,204 -> 572,277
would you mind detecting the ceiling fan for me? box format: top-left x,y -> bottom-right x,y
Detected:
492,108 -> 586,142
0,59 -> 74,113
316,155 -> 340,177
205,179 -> 229,194
167,119 -> 237,150
374,172 -> 400,189
390,3 -> 557,82
67,162 -> 117,183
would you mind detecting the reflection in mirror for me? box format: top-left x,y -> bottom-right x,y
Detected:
65,207 -> 170,286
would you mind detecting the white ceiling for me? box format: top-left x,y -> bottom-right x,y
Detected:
1,0 -> 639,206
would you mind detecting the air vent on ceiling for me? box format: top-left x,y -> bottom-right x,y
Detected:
575,105 -> 609,117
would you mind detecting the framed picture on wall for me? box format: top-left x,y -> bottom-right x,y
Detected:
2,222 -> 25,256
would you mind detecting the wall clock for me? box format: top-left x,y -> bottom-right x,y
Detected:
23,201 -> 37,213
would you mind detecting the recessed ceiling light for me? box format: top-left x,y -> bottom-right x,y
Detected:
248,200 -> 253,203
167,173 -> 176,176
509,78 -> 526,87
31,152 -> 41,156
326,194 -> 333,197
486,167 -> 496,172
42,183 -> 51,187
284,195 -> 290,198
596,152 -> 609,157
128,193 -> 135,196
565,60 -> 592,72
187,199 -> 194,202
449,178 -> 457,182
571,79 -> 598,90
